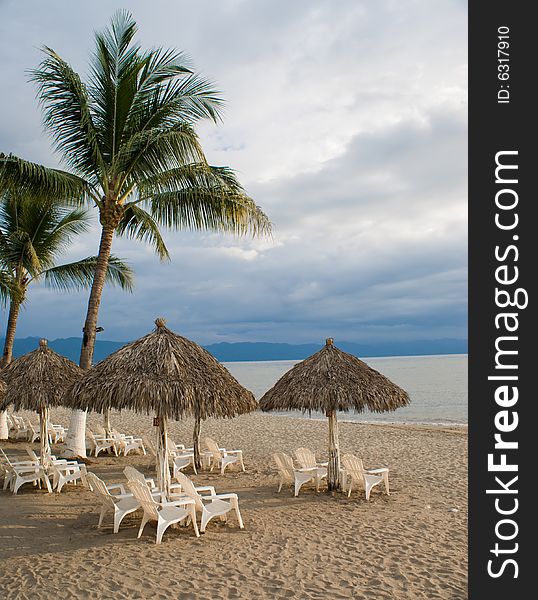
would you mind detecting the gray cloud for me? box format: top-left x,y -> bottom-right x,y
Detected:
0,0 -> 467,346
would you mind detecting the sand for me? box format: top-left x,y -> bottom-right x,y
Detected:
0,410 -> 467,599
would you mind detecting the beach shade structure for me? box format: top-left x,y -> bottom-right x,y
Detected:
259,338 -> 410,491
62,318 -> 257,498
0,339 -> 83,465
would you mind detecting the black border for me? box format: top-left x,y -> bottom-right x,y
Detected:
469,2 -> 534,596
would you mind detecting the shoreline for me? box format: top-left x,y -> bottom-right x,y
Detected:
256,410 -> 468,431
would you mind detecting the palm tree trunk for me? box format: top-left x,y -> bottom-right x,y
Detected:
66,223 -> 116,458
0,297 -> 21,439
79,224 -> 116,369
1,297 -> 21,367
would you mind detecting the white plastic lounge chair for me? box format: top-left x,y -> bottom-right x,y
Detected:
9,415 -> 28,440
86,472 -> 140,533
1,451 -> 51,494
111,429 -> 146,456
175,472 -> 244,533
123,466 -> 186,500
50,461 -> 88,493
47,422 -> 67,443
341,454 -> 390,500
124,465 -> 157,489
1,448 -> 38,467
9,417 -> 35,442
294,448 -> 327,489
273,452 -> 320,496
204,437 -> 245,475
173,453 -> 197,476
87,431 -> 118,457
128,480 -> 199,544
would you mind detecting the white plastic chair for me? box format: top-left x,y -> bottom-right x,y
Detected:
111,429 -> 146,456
86,472 -> 140,533
341,454 -> 390,500
204,437 -> 245,475
173,453 -> 197,477
128,480 -> 199,544
273,452 -> 320,496
1,451 -> 51,494
47,422 -> 67,443
294,448 -> 327,489
50,461 -> 88,493
175,472 -> 244,533
87,431 -> 118,457
123,465 -> 186,500
9,417 -> 36,442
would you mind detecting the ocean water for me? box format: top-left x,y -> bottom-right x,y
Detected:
224,354 -> 468,426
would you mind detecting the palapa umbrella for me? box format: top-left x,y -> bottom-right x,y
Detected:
0,339 -> 83,465
259,338 -> 410,490
62,318 -> 257,498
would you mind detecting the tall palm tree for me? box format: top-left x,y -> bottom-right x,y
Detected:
0,11 -> 270,455
0,192 -> 134,439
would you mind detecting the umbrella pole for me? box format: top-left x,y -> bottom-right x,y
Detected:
193,412 -> 202,471
327,409 -> 341,491
104,408 -> 112,436
40,406 -> 51,466
156,414 -> 171,499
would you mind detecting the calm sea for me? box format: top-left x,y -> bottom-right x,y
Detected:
224,354 -> 468,426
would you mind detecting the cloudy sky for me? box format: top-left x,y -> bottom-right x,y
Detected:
0,0 -> 467,346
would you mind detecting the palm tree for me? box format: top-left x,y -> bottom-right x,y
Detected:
0,11 -> 270,456
0,192 -> 133,439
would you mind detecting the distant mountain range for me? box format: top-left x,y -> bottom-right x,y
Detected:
3,336 -> 467,364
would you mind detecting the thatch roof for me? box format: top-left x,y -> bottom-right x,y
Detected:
259,338 -> 410,414
62,318 -> 257,420
0,339 -> 83,412
0,379 -> 6,395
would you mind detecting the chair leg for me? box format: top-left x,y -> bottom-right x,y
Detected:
114,508 -> 125,534
383,472 -> 390,495
189,506 -> 200,537
138,514 -> 150,539
233,501 -> 244,529
156,517 -> 173,545
201,511 -> 213,533
98,505 -> 108,528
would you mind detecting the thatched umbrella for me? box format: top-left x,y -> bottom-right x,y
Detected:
0,339 -> 83,464
259,338 -> 410,491
62,318 -> 257,498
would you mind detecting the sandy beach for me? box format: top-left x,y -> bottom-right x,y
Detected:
0,411 -> 467,599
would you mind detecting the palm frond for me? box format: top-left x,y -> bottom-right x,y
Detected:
42,255 -> 134,292
88,10 -> 143,162
1,193 -> 92,274
148,187 -> 271,237
29,47 -> 104,183
0,154 -> 92,205
118,122 -> 207,187
115,204 -> 170,260
0,270 -> 22,306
